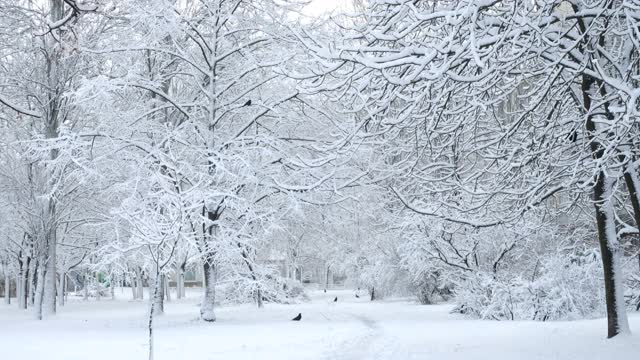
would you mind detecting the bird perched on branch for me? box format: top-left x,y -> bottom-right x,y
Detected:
292,313 -> 302,321
243,99 -> 252,107
333,296 -> 338,302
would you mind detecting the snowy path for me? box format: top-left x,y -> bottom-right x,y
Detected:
321,309 -> 381,359
1,288 -> 640,359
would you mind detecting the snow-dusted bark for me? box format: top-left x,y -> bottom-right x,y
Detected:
23,275 -> 30,308
597,176 -> 630,336
147,272 -> 162,360
33,264 -> 45,320
57,272 -> 65,307
19,265 -> 27,309
200,262 -> 217,322
136,267 -> 144,300
325,266 -> 330,290
176,263 -> 185,299
28,262 -> 36,307
163,275 -> 170,303
131,276 -> 137,300
256,289 -> 263,308
16,273 -> 21,308
40,0 -> 66,319
3,272 -> 10,305
623,160 -> 640,231
43,231 -> 57,315
152,272 -> 164,316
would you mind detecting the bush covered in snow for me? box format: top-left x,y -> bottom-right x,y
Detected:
414,272 -> 454,305
216,276 -> 309,306
347,253 -> 416,301
69,281 -> 110,299
453,250 -> 605,321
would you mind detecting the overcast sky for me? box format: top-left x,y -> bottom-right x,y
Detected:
303,0 -> 351,16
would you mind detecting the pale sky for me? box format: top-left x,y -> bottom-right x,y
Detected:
303,0 -> 351,16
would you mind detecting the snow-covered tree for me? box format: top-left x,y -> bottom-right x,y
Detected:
297,0 -> 640,337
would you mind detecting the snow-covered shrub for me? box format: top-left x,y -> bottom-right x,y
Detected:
71,281 -> 110,298
270,278 -> 309,303
414,272 -> 453,305
216,280 -> 253,305
216,276 -> 308,305
351,254 -> 414,300
453,250 -> 604,320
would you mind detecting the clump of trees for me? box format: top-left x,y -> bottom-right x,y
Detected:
296,0 -> 640,338
0,0 -> 639,344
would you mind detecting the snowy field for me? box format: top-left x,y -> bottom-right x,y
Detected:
1,289 -> 639,360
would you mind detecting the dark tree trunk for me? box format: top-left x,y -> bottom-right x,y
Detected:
623,167 -> 640,228
593,171 -> 628,337
582,72 -> 629,338
30,260 -> 37,306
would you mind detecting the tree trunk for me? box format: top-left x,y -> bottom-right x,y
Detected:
21,264 -> 28,309
152,272 -> 164,315
594,173 -> 630,337
58,271 -> 65,307
580,52 -> 631,336
623,161 -> 640,230
4,272 -> 10,305
111,276 -> 116,300
42,0 -> 64,318
370,287 -> 376,301
147,278 -> 153,301
83,272 -> 89,301
174,265 -> 180,300
43,228 -> 56,315
136,267 -> 144,300
325,266 -> 330,291
16,272 -> 22,308
256,289 -> 263,308
33,263 -> 46,320
96,273 -> 101,302
200,260 -> 216,322
164,274 -> 170,302
131,275 -> 138,300
181,271 -> 186,298
176,265 -> 183,299
22,271 -> 29,308
147,270 -> 162,360
28,261 -> 36,306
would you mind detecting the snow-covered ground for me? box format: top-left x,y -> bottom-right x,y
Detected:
1,289 -> 639,359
